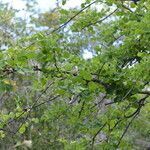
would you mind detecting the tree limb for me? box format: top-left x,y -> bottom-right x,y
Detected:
82,8 -> 118,30
116,112 -> 139,148
91,123 -> 107,149
50,0 -> 98,34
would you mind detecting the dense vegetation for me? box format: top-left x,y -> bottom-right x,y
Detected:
0,0 -> 150,149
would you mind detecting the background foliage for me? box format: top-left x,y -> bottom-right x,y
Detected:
0,0 -> 150,149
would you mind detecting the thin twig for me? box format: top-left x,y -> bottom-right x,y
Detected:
125,95 -> 149,118
122,4 -> 134,13
91,123 -> 107,149
50,0 -> 97,34
116,112 -> 139,148
139,91 -> 150,95
78,100 -> 86,118
23,0 -> 98,50
91,94 -> 107,109
82,8 -> 118,30
4,82 -> 54,130
97,63 -> 106,79
31,81 -> 54,108
33,95 -> 60,109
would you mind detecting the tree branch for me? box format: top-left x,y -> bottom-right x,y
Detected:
91,123 -> 107,149
50,0 -> 98,34
139,91 -> 150,95
116,112 -> 139,148
82,8 -> 118,30
125,95 -> 149,118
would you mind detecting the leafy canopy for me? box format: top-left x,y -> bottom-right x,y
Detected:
0,0 -> 150,149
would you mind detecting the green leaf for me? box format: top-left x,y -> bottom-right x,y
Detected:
88,82 -> 98,92
62,0 -> 66,5
19,124 -> 26,134
79,70 -> 92,80
31,118 -> 39,123
0,131 -> 5,138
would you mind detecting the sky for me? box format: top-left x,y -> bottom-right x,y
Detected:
2,0 -> 93,59
3,0 -> 84,11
